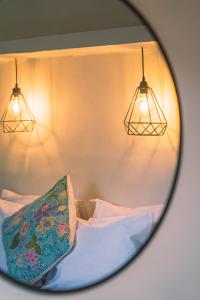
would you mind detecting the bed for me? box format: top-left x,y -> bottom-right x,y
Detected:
0,181 -> 163,291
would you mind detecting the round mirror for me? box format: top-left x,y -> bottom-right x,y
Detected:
0,0 -> 181,292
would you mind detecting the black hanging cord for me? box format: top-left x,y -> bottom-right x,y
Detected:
141,47 -> 145,80
15,58 -> 18,86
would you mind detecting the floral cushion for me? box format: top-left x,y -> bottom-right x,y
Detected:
2,175 -> 77,285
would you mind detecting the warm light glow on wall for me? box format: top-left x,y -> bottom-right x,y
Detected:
0,42 -> 180,208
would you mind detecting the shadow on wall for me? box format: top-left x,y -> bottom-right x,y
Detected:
0,42 -> 180,208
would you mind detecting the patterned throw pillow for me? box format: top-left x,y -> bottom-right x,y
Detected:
2,175 -> 77,285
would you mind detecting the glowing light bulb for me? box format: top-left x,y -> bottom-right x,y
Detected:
12,98 -> 20,115
139,95 -> 149,114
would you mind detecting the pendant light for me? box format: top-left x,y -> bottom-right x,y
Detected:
124,47 -> 167,136
1,58 -> 36,133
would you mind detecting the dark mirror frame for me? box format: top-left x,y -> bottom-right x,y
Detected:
0,0 -> 182,294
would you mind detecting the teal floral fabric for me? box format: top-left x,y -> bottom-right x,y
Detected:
2,176 -> 74,285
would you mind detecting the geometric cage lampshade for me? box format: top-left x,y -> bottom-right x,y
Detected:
124,47 -> 167,136
1,59 -> 36,133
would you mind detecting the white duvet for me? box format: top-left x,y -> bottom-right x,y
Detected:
0,197 -> 156,291
43,213 -> 153,291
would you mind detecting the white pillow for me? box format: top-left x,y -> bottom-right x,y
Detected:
43,212 -> 153,291
0,189 -> 39,205
0,198 -> 24,219
91,199 -> 163,224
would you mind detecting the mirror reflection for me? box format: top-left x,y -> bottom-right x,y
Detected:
0,0 -> 180,292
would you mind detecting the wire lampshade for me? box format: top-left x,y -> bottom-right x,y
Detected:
124,47 -> 167,136
1,59 -> 36,133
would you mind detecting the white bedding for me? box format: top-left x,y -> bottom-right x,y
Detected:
91,199 -> 163,224
0,194 -> 159,291
43,213 -> 153,291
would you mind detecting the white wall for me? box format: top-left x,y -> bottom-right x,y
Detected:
0,42 -> 180,209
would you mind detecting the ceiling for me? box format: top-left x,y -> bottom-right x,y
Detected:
0,0 -> 143,42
